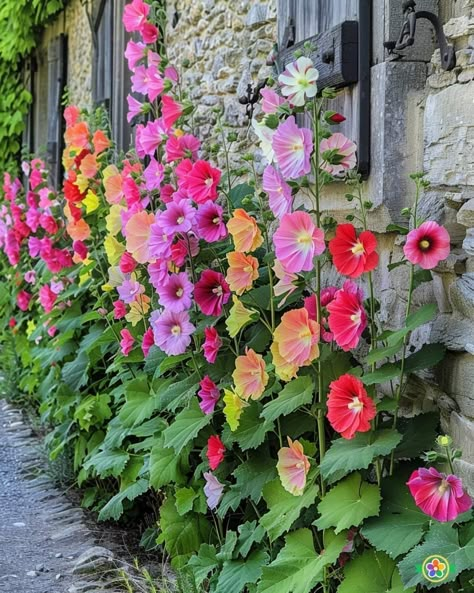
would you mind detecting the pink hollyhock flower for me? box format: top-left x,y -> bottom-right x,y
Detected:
272,116 -> 313,179
164,65 -> 179,83
320,133 -> 357,175
207,435 -> 225,470
47,326 -> 58,338
17,290 -> 32,311
273,211 -> 325,273
26,207 -> 40,232
407,467 -> 472,522
278,56 -> 319,106
141,327 -> 155,357
140,119 -> 166,156
175,158 -> 193,189
127,94 -> 143,123
195,270 -> 231,317
24,270 -> 36,284
160,199 -> 196,235
73,240 -> 88,260
144,157 -> 164,191
198,376 -> 220,414
260,87 -> 285,114
117,279 -> 145,304
263,165 -> 292,219
195,201 -> 227,242
327,287 -> 367,351
149,217 -> 173,260
119,252 -> 138,274
148,259 -> 169,290
273,260 -> 298,305
329,224 -> 379,278
171,234 -> 200,267
124,40 -> 146,70
147,50 -> 161,68
39,285 -> 57,313
125,210 -> 155,263
233,348 -> 269,401
113,300 -> 127,320
141,22 -> 159,44
327,374 -> 376,439
404,221 -> 450,270
135,124 -> 147,158
273,308 -> 320,367
165,134 -> 201,162
64,105 -> 80,127
277,437 -> 310,496
203,327 -> 222,364
186,160 -> 221,203
120,329 -> 135,356
151,309 -> 195,355
8,318 -> 16,328
161,95 -> 183,130
157,272 -> 194,312
39,214 -> 59,235
123,0 -> 150,32
203,472 -> 224,510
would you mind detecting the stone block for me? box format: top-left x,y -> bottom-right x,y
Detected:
450,412 -> 474,463
454,458 -> 474,497
245,4 -> 268,28
458,65 -> 474,82
438,352 -> 474,417
449,273 -> 474,319
458,198 -> 474,227
464,228 -> 474,255
431,313 -> 474,350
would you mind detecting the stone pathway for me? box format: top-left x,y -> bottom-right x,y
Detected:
0,401 -> 137,593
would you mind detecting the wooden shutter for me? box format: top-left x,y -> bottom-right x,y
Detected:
47,34 -> 67,188
111,0 -> 132,152
93,0 -> 113,111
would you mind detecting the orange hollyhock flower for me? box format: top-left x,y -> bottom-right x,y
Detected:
93,129 -> 110,154
67,218 -> 91,241
226,251 -> 259,295
277,437 -> 310,496
65,121 -> 90,149
103,165 -> 124,204
79,153 -> 98,179
270,341 -> 298,383
273,308 -> 320,367
232,348 -> 269,400
125,211 -> 156,263
227,208 -> 263,253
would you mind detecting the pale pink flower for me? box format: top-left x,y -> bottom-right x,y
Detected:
273,260 -> 298,305
320,133 -> 357,175
262,165 -> 292,219
272,116 -> 313,179
260,87 -> 285,114
273,211 -> 325,273
203,472 -> 224,510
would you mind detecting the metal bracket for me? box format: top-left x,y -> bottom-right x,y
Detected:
238,79 -> 269,120
384,0 -> 456,71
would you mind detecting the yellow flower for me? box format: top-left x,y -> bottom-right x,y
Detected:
83,190 -> 99,214
223,388 -> 248,431
106,204 -> 126,236
75,173 -> 89,194
79,258 -> 94,285
225,296 -> 257,338
26,320 -> 36,337
270,341 -> 299,383
104,235 -> 125,265
126,295 -> 151,326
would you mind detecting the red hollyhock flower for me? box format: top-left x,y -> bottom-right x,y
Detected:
194,270 -> 230,317
329,224 -> 379,278
119,251 -> 138,274
327,287 -> 367,351
207,435 -> 225,470
186,160 -> 221,204
327,374 -> 376,439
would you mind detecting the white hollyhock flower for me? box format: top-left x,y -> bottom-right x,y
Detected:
278,56 -> 319,106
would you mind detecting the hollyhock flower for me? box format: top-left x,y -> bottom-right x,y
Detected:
407,467 -> 472,522
17,291 -> 32,311
66,218 -> 91,242
327,288 -> 367,351
120,329 -> 135,356
165,133 -> 201,162
144,157 -> 164,191
79,153 -> 98,178
278,56 -> 319,106
175,158 -> 193,190
141,22 -> 159,44
47,326 -> 58,338
151,309 -> 195,355
274,308 -> 320,368
123,0 -> 150,32
160,199 -> 196,235
252,118 -> 276,162
226,252 -> 259,295
24,270 -> 36,284
50,280 -> 64,295
327,374 -> 376,439
124,40 -> 146,70
404,221 -> 450,270
127,94 -> 143,123
186,160 -> 221,203
103,165 -> 123,204
64,105 -> 80,127
225,296 -> 256,338
161,95 -> 183,129
272,116 -> 313,179
273,211 -> 325,273
104,235 -> 126,265
329,224 -> 379,278
194,270 -> 231,317
227,209 -> 263,253
273,260 -> 298,305
262,165 -> 292,219
117,279 -> 145,304
271,341 -> 299,382
92,129 -> 110,154
171,234 -> 200,267
233,348 -> 269,401
119,252 -> 138,274
26,207 -> 40,232
207,435 -> 225,470
195,201 -> 227,242
8,318 -> 17,328
203,472 -> 224,510
198,376 -> 220,414
149,216 -> 173,260
141,328 -> 155,357
39,285 -> 57,313
320,133 -> 357,175
203,327 -> 222,364
277,437 -> 311,496
126,294 -> 151,326
113,300 -> 127,320
140,119 -> 166,155
157,272 -> 194,312
73,240 -> 88,261
147,259 -> 169,290
260,87 -> 285,114
223,389 -> 247,431
125,210 -> 155,263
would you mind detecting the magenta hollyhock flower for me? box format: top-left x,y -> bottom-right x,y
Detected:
186,160 -> 221,203
141,327 -> 155,357
195,270 -> 231,317
327,286 -> 367,351
404,221 -> 450,270
47,326 -> 58,338
148,259 -> 169,290
26,207 -> 40,232
260,87 -> 285,114
272,116 -> 313,179
273,211 -> 325,273
171,234 -> 200,267
127,94 -> 143,123
262,165 -> 292,219
407,467 -> 472,522
144,157 -> 164,191
124,40 -> 146,70
198,376 -> 220,414
195,201 -> 227,242
156,272 -> 193,313
113,300 -> 127,320
16,290 -> 32,311
117,279 -> 145,304
141,22 -> 159,44
203,327 -> 222,364
120,329 -> 135,356
165,134 -> 201,162
149,215 -> 173,260
39,284 -> 57,313
73,240 -> 88,260
203,472 -> 224,510
320,133 -> 357,175
160,199 -> 196,235
119,252 -> 137,275
150,309 -> 195,355
278,56 -> 319,106
123,0 -> 150,32
161,95 -> 183,130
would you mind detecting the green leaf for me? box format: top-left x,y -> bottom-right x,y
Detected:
149,437 -> 187,489
236,520 -> 266,558
257,528 -> 347,593
404,343 -> 446,373
232,457 -> 277,503
163,400 -> 212,453
394,412 -> 439,459
187,544 -> 218,588
314,473 -> 381,534
216,550 -> 269,593
362,363 -> 400,386
261,376 -> 314,423
156,373 -> 199,412
412,269 -> 433,290
175,487 -> 198,516
260,477 -> 318,541
320,430 -> 402,484
338,550 -> 415,593
366,341 -> 404,365
98,478 -> 149,522
233,403 -> 274,451
61,351 -> 89,392
386,224 -> 409,235
382,304 -> 437,346
398,522 -> 474,589
229,183 -> 254,208
119,376 -> 158,428
83,448 -> 130,478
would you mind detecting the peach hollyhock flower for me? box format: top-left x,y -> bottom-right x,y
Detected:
403,221 -> 450,270
273,211 -> 325,273
273,308 -> 320,367
278,56 -> 319,106
64,121 -> 90,150
320,133 -> 357,175
125,211 -> 156,264
92,129 -> 110,154
103,165 -> 124,204
273,259 -> 298,305
223,388 -> 248,431
232,348 -> 269,401
329,224 -> 379,278
327,374 -> 376,439
66,218 -> 91,242
270,340 -> 298,383
225,296 -> 257,338
226,251 -> 259,295
79,153 -> 98,178
227,209 -> 263,253
277,437 -> 311,496
207,435 -> 225,470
